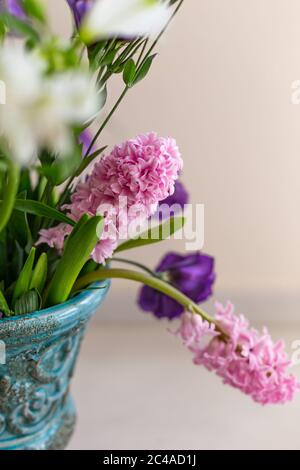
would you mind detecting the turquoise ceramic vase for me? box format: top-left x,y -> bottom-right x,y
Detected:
0,282 -> 110,450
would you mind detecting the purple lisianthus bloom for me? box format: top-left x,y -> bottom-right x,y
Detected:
67,0 -> 93,28
156,180 -> 189,220
138,252 -> 216,320
160,180 -> 189,209
0,0 -> 26,18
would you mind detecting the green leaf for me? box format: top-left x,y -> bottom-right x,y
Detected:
14,290 -> 40,316
39,146 -> 81,185
88,41 -> 107,71
14,199 -> 76,227
0,232 -> 7,282
123,59 -> 137,87
29,253 -> 47,294
10,241 -> 24,288
0,18 -> 6,40
80,259 -> 99,276
0,12 -> 39,42
19,170 -> 33,195
44,215 -> 104,307
100,84 -> 108,108
22,0 -> 46,23
0,157 -> 20,233
10,192 -> 32,249
64,214 -> 89,251
12,247 -> 36,305
115,216 -> 186,253
133,54 -> 156,85
0,287 -> 10,316
101,49 -> 117,66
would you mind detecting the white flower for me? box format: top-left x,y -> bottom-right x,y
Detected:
81,0 -> 171,43
0,44 -> 101,165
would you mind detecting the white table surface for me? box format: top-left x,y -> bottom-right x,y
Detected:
68,319 -> 300,450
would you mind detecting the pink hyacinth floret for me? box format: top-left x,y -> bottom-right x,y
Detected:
176,302 -> 300,405
68,132 -> 183,219
174,311 -> 219,348
37,133 -> 182,263
91,132 -> 183,213
37,224 -> 72,253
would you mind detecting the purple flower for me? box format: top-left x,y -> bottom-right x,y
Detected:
156,180 -> 189,220
67,0 -> 93,27
0,0 -> 26,18
160,180 -> 189,210
38,132 -> 182,265
138,252 -> 216,320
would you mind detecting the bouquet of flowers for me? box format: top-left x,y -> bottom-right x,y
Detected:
0,0 -> 298,415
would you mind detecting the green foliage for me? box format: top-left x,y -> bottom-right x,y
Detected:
39,146 -> 81,186
10,192 -> 32,249
0,158 -> 20,233
0,232 -> 7,284
12,247 -> 36,305
14,199 -> 76,227
44,215 -> 104,307
39,39 -> 79,73
123,59 -> 137,87
0,12 -> 39,42
116,216 -> 186,253
74,146 -> 107,174
122,54 -> 156,87
87,41 -> 109,72
22,0 -> 46,23
0,0 -> 185,319
0,286 -> 11,316
14,290 -> 40,316
19,170 -> 33,195
29,253 -> 48,294
133,54 -> 156,85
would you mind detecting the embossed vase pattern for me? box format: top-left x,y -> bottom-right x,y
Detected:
0,282 -> 110,450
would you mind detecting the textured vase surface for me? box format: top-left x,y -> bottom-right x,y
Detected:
0,282 -> 110,450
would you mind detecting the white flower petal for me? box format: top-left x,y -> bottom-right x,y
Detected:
0,44 -> 101,165
81,0 -> 171,42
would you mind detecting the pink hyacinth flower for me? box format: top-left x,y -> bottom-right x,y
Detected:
174,312 -> 218,348
37,224 -> 72,253
175,302 -> 300,405
37,132 -> 182,264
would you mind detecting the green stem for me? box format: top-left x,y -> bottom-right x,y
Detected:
137,0 -> 184,71
40,180 -> 53,204
111,257 -> 159,277
0,160 -> 20,233
73,268 -> 227,337
84,86 -> 129,158
98,39 -> 146,87
85,0 -> 185,158
33,180 -> 53,234
117,38 -> 145,64
57,174 -> 75,209
136,38 -> 149,67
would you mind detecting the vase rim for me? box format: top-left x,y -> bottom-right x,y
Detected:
0,281 -> 110,332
